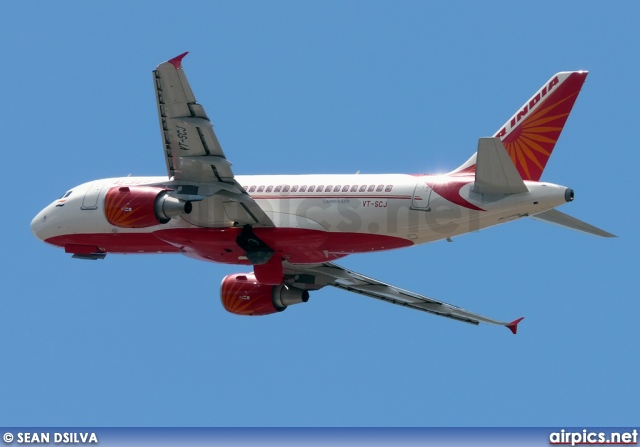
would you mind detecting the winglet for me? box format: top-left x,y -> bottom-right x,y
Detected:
167,52 -> 189,69
506,317 -> 524,335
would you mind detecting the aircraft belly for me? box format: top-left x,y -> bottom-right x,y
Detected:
44,232 -> 179,254
153,226 -> 412,264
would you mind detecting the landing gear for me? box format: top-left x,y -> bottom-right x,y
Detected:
235,225 -> 282,284
235,224 -> 274,265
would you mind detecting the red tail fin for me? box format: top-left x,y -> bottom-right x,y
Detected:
494,71 -> 588,181
452,72 -> 588,179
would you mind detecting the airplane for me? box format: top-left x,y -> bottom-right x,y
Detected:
30,52 -> 615,334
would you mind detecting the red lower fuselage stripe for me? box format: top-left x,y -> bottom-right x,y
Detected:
45,227 -> 413,264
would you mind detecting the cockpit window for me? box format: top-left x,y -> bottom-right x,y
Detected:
59,190 -> 73,199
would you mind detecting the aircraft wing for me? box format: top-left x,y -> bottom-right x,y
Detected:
284,262 -> 523,333
153,53 -> 273,227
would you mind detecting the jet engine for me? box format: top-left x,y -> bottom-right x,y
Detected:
104,186 -> 192,228
221,273 -> 309,316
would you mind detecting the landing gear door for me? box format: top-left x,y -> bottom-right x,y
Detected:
411,182 -> 432,211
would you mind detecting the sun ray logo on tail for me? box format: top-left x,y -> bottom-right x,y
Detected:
494,71 -> 588,181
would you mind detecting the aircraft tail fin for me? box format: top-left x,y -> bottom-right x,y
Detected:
530,209 -> 616,238
453,71 -> 589,180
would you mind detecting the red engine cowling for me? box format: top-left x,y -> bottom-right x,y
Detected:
104,186 -> 192,228
221,273 -> 309,316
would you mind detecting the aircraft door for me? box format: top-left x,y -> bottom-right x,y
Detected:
81,182 -> 104,210
411,182 -> 432,211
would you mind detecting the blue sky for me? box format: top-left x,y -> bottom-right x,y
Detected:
2,1 -> 638,426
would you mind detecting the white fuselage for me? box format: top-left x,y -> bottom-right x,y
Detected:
31,172 -> 570,264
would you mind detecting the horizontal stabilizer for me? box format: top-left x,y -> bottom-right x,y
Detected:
531,209 -> 616,238
473,137 -> 528,195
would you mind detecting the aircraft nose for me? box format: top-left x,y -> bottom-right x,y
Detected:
30,207 -> 50,241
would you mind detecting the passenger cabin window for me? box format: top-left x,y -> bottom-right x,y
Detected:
385,185 -> 393,192
367,185 -> 375,192
242,186 -> 248,191
334,185 -> 341,192
342,185 -> 350,192
376,185 -> 384,192
249,186 -> 256,193
308,185 -> 315,192
291,185 -> 298,192
257,186 -> 265,192
283,185 -> 290,192
359,185 -> 367,192
266,186 -> 273,193
317,185 -> 324,192
350,185 -> 358,192
300,185 -> 307,192
274,186 -> 282,192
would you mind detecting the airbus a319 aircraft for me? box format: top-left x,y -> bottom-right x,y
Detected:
31,53 -> 614,334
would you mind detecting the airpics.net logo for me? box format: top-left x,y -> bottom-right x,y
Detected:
549,429 -> 638,446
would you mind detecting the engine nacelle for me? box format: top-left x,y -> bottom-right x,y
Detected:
220,273 -> 309,316
104,186 -> 192,228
